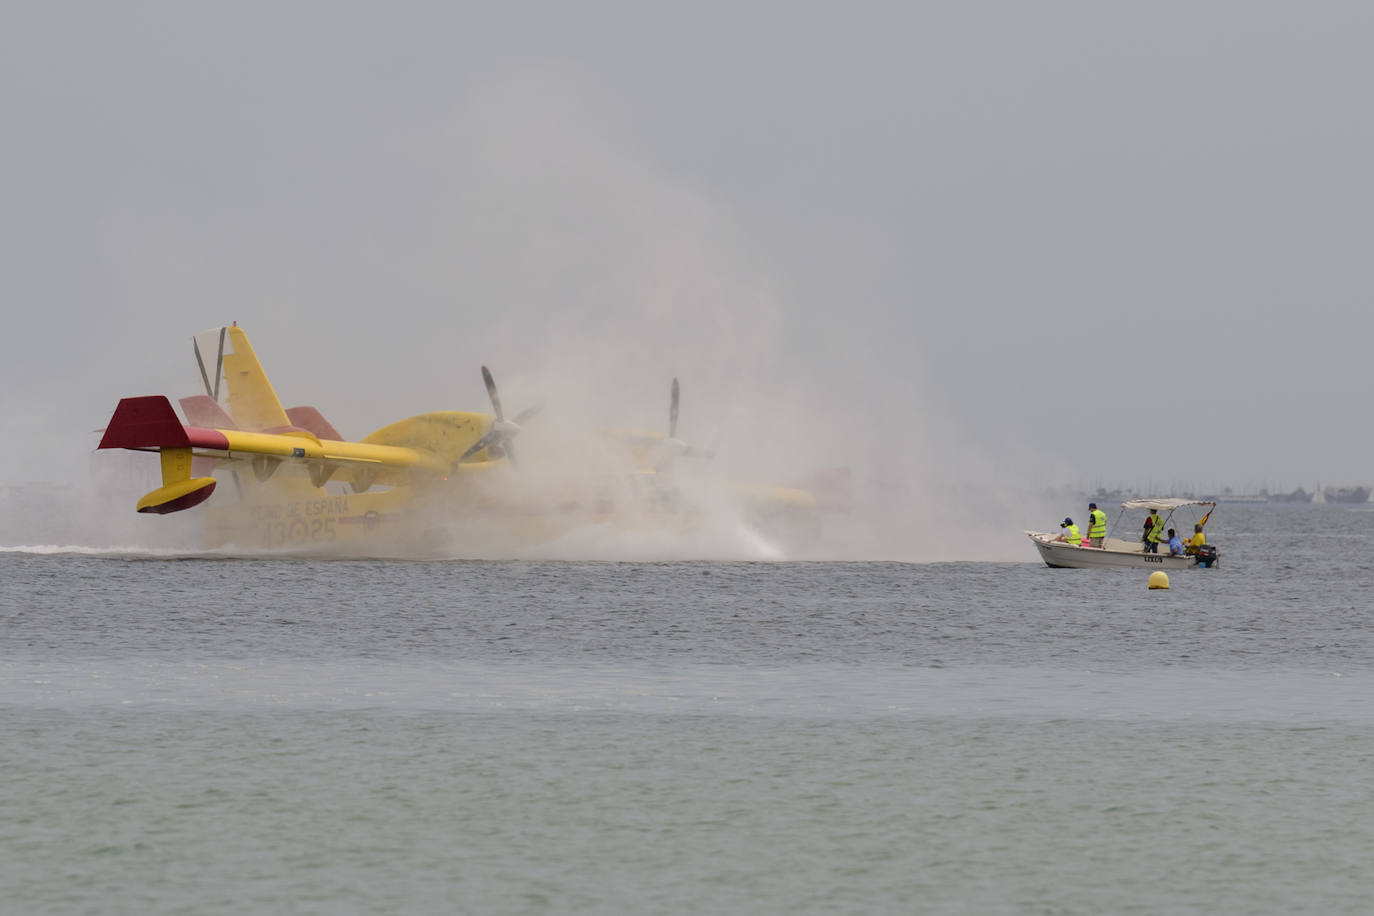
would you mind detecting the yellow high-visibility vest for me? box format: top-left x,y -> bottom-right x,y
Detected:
1088,509 -> 1107,539
1064,523 -> 1080,542
1148,514 -> 1164,542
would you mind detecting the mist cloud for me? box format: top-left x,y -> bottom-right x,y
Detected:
5,1 -> 1373,558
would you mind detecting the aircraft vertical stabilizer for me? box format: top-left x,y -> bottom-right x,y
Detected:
193,325 -> 292,432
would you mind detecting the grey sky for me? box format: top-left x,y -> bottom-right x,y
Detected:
4,1 -> 1372,503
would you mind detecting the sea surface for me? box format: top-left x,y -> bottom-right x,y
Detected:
3,503 -> 1373,914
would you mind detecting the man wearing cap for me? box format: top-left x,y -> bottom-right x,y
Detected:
1055,517 -> 1081,544
1086,502 -> 1107,548
1143,508 -> 1164,553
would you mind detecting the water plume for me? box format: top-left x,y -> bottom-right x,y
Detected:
11,68 -> 1068,563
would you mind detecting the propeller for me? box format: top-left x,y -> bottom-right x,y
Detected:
655,376 -> 720,466
457,365 -> 542,467
482,365 -> 503,424
669,377 -> 679,440
661,376 -> 688,459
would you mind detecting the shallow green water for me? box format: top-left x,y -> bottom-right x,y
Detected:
3,504 -> 1373,913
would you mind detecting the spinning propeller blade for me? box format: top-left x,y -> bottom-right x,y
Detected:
458,430 -> 499,463
658,377 -> 715,462
513,403 -> 543,426
481,365 -> 504,421
457,365 -> 538,468
669,378 -> 679,440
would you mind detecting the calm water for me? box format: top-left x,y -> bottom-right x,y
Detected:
3,504 -> 1373,913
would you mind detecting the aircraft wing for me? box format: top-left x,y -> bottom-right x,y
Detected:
98,396 -> 465,513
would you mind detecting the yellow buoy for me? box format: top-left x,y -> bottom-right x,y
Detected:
1148,571 -> 1170,590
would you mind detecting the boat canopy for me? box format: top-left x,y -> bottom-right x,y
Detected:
1120,498 -> 1217,511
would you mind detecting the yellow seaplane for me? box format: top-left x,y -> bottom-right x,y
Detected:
97,325 -> 840,553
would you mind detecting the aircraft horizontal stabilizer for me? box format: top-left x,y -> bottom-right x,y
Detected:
179,395 -> 238,429
285,406 -> 343,441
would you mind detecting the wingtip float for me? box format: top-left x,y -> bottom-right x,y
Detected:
98,395 -> 223,514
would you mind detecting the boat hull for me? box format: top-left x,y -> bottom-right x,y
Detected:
1027,533 -> 1200,570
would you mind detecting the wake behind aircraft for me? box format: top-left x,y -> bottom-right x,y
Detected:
96,325 -> 841,554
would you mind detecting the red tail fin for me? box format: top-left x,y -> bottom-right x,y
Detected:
179,395 -> 238,429
285,406 -> 343,440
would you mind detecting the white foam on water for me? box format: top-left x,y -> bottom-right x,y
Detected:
0,544 -> 204,558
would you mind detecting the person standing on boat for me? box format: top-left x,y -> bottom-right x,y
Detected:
1143,508 -> 1165,553
1055,517 -> 1081,543
1167,528 -> 1185,556
1086,502 -> 1107,547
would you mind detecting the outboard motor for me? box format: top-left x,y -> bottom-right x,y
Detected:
1193,544 -> 1219,568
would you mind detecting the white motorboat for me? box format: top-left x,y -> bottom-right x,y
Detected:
1026,498 -> 1218,569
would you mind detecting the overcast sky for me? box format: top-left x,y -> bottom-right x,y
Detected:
5,1 -> 1373,509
